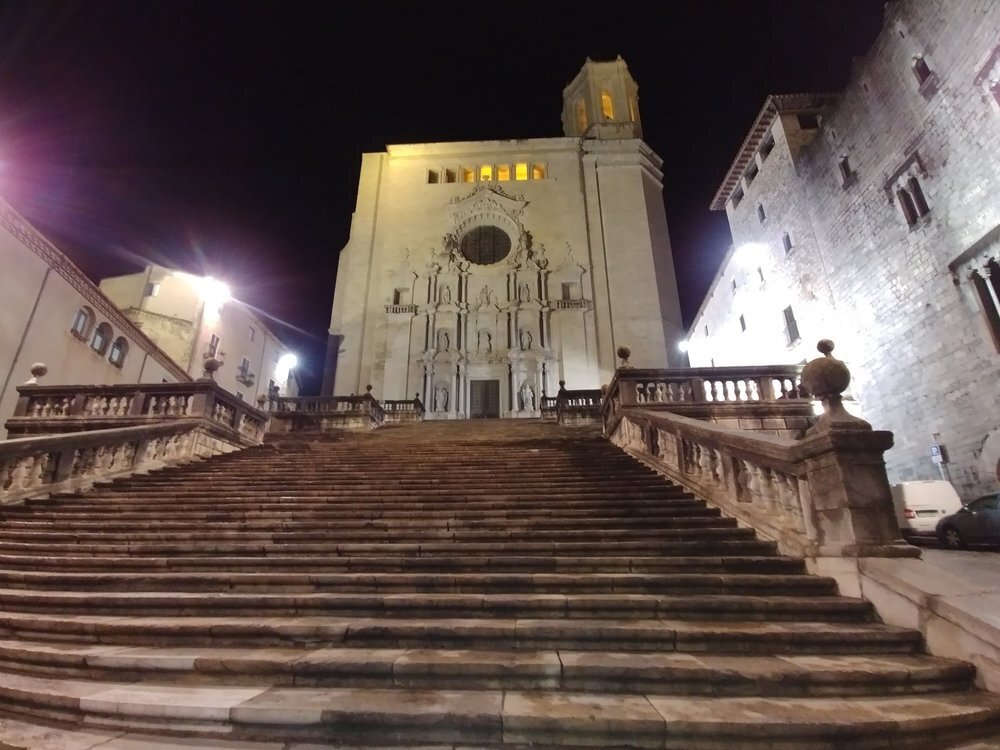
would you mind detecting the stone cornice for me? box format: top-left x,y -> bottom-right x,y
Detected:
710,93 -> 840,211
0,198 -> 191,382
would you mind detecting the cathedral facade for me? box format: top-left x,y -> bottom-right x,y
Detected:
325,58 -> 684,419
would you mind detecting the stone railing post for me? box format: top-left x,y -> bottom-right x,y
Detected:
797,339 -> 905,557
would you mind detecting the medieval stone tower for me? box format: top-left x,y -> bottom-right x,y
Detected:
324,57 -> 684,419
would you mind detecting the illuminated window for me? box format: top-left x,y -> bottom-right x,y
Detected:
479,165 -> 493,181
514,163 -> 528,181
600,91 -> 614,120
108,337 -> 128,368
575,99 -> 587,132
629,97 -> 637,122
70,306 -> 94,340
91,322 -> 112,356
497,164 -> 511,181
532,164 -> 546,180
462,168 -> 475,183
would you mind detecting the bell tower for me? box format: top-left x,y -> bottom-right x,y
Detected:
561,56 -> 642,140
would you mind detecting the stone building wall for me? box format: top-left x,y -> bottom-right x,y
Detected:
690,0 -> 1000,497
0,200 -> 189,438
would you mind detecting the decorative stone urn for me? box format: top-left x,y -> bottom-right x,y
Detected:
202,356 -> 223,381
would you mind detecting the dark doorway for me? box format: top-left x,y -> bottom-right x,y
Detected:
470,379 -> 500,418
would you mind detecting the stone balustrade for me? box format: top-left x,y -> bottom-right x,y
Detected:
607,341 -> 918,596
382,396 -> 425,423
7,381 -> 269,442
268,392 -> 386,432
603,364 -> 814,437
0,419 -> 251,505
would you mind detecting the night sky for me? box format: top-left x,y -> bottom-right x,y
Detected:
0,1 -> 885,392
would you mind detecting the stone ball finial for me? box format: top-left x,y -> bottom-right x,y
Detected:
256,394 -> 267,405
365,384 -> 373,393
800,339 -> 871,436
24,362 -> 48,385
616,345 -> 632,368
801,339 -> 850,400
558,380 -> 566,388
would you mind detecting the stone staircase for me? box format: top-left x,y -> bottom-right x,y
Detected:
0,419 -> 995,748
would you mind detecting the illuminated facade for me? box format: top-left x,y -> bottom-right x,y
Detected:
325,57 -> 685,418
0,202 -> 189,438
689,0 -> 1000,497
100,264 -> 299,402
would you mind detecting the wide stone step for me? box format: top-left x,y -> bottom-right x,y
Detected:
1,505 -> 723,524
0,589 -> 864,621
0,538 -> 781,557
0,514 -> 733,533
0,672 -> 995,748
0,641 -> 973,696
0,571 -> 837,596
0,570 -> 837,596
0,553 -> 805,574
0,612 -> 918,652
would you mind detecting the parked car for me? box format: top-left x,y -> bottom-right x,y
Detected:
890,480 -> 963,542
936,492 -> 1000,549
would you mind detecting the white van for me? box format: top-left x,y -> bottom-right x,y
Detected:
890,480 -> 963,541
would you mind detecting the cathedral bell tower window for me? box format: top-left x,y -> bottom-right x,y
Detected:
460,226 -> 512,265
601,91 -> 614,120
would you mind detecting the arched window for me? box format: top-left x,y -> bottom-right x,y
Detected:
575,99 -> 588,132
70,306 -> 94,340
91,322 -> 112,356
108,337 -> 129,368
600,91 -> 614,120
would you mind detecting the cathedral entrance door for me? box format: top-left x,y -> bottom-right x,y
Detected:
469,380 -> 500,419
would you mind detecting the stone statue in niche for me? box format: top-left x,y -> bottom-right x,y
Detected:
434,384 -> 449,412
477,329 -> 492,353
439,284 -> 452,304
437,329 -> 450,352
519,381 -> 535,411
519,329 -> 533,350
476,286 -> 492,310
518,282 -> 531,301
